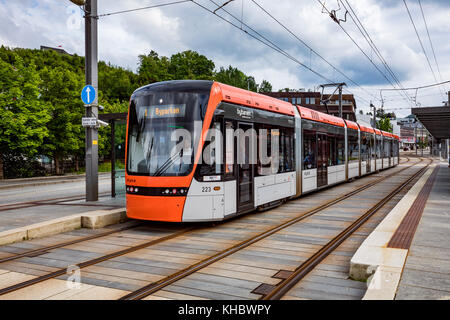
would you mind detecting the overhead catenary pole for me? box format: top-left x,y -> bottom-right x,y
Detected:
338,85 -> 343,118
370,103 -> 376,128
85,0 -> 99,201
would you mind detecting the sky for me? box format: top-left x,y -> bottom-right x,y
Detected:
0,0 -> 449,117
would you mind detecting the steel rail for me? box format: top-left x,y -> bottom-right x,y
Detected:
0,157 -> 414,298
0,227 -> 195,296
0,222 -> 143,264
120,157 -> 420,300
262,159 -> 432,300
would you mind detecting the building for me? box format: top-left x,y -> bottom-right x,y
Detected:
262,90 -> 357,121
396,114 -> 429,148
40,45 -> 71,55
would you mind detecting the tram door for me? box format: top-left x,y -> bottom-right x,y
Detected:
237,122 -> 254,212
317,133 -> 328,188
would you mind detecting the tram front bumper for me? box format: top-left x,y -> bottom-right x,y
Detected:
126,194 -> 186,222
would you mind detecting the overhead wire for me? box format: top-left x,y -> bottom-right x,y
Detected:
402,0 -> 443,99
249,0 -> 380,103
95,0 -> 191,18
417,0 -> 447,94
316,0 -> 415,108
339,0 -> 416,107
197,0 -> 372,105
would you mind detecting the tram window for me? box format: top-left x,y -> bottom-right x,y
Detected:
370,134 -> 375,158
279,128 -> 295,173
328,136 -> 337,166
376,136 -> 382,158
195,120 -> 223,180
337,135 -> 345,165
256,124 -> 272,176
361,134 -> 369,161
383,138 -> 391,158
348,130 -> 359,163
303,129 -> 316,170
224,121 -> 235,179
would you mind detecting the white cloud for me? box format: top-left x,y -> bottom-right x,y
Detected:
0,0 -> 449,118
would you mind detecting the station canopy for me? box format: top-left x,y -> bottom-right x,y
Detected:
412,106 -> 450,139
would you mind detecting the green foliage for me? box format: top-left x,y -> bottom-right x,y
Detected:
0,45 -> 274,178
258,80 -> 272,93
138,50 -> 172,84
213,66 -> 270,92
39,66 -> 85,160
169,50 -> 215,80
377,117 -> 393,133
0,54 -> 51,157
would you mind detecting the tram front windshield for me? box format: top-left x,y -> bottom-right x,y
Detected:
127,89 -> 210,176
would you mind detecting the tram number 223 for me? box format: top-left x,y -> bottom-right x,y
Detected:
202,187 -> 212,193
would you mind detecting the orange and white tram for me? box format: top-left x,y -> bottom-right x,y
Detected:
125,80 -> 400,222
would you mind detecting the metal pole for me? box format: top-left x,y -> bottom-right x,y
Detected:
414,126 -> 417,155
85,0 -> 98,201
371,104 -> 377,128
111,120 -> 115,198
338,86 -> 343,118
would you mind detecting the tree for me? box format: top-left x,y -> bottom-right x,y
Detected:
0,56 -> 51,178
137,50 -> 172,84
169,50 -> 215,80
39,66 -> 84,174
258,80 -> 272,93
99,62 -> 139,102
377,117 -> 393,133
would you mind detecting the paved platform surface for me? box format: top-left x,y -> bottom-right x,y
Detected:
0,175 -> 125,233
396,162 -> 450,300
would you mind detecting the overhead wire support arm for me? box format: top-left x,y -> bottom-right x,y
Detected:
339,0 -> 415,107
317,0 -> 415,108
250,0 -> 380,103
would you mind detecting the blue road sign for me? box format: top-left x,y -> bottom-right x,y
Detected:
81,85 -> 96,105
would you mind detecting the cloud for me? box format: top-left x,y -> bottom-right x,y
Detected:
0,0 -> 449,117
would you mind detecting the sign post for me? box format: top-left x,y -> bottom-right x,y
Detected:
84,0 -> 98,201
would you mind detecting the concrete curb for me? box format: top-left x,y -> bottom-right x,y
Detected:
0,208 -> 127,246
349,163 -> 436,300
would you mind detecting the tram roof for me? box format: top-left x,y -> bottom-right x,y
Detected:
358,123 -> 375,134
344,119 -> 359,131
297,106 -> 346,127
374,128 -> 382,135
215,82 -> 295,116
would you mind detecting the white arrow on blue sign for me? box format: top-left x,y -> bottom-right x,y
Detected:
81,85 -> 96,105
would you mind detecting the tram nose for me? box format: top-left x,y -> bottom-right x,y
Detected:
126,193 -> 186,222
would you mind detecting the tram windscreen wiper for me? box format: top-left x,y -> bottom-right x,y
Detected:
152,149 -> 183,177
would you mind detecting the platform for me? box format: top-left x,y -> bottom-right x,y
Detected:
395,162 -> 450,300
0,175 -> 126,245
350,161 -> 450,300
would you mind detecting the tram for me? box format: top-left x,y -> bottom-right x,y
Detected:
125,80 -> 400,222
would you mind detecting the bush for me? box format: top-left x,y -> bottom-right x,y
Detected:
2,153 -> 46,179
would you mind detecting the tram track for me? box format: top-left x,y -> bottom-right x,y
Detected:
262,159 -> 432,300
118,157 -> 425,300
0,157 -> 422,299
0,192 -> 112,213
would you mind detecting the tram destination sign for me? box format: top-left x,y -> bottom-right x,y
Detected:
82,117 -> 97,127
